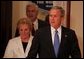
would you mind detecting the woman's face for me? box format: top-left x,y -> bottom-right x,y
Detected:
19,24 -> 30,40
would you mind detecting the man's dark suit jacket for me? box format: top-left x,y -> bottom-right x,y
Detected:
15,19 -> 48,37
27,26 -> 81,58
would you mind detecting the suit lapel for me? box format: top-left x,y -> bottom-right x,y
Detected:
57,26 -> 68,57
38,19 -> 41,28
16,37 -> 25,57
25,36 -> 33,57
47,26 -> 56,57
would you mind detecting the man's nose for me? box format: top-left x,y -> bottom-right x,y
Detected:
22,31 -> 25,34
51,16 -> 54,20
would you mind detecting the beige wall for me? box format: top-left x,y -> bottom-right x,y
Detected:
70,1 -> 83,58
12,1 -> 28,38
12,1 -> 20,38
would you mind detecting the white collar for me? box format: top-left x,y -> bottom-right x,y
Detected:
33,19 -> 38,25
51,26 -> 61,34
33,19 -> 38,30
51,26 -> 62,44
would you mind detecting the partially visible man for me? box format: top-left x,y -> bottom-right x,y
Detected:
15,2 -> 48,37
27,6 -> 81,58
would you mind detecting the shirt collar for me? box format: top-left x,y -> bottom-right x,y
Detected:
33,19 -> 38,25
51,26 -> 61,34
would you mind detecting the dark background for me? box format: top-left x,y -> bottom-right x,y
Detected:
0,1 -> 12,58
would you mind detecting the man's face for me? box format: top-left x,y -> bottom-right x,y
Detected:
49,9 -> 63,29
26,5 -> 38,22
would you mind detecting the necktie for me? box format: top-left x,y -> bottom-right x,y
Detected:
54,31 -> 60,57
32,24 -> 35,36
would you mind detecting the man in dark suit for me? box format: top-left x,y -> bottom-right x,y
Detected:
15,2 -> 48,37
27,6 -> 81,58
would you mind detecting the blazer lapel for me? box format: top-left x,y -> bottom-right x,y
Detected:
38,19 -> 42,28
25,35 -> 33,57
16,37 -> 25,57
47,26 -> 56,57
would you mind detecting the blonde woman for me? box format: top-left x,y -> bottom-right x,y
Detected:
4,18 -> 33,58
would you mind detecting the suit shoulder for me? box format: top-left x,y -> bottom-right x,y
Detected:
36,26 -> 50,33
62,26 -> 75,33
38,19 -> 44,22
38,19 -> 48,24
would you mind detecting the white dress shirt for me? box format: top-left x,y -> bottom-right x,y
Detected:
33,19 -> 38,31
51,26 -> 62,45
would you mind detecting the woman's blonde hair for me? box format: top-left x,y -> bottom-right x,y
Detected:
17,17 -> 32,31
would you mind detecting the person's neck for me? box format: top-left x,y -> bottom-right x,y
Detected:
52,25 -> 61,30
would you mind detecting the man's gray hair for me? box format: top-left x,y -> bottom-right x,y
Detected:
26,2 -> 39,11
50,6 -> 65,17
